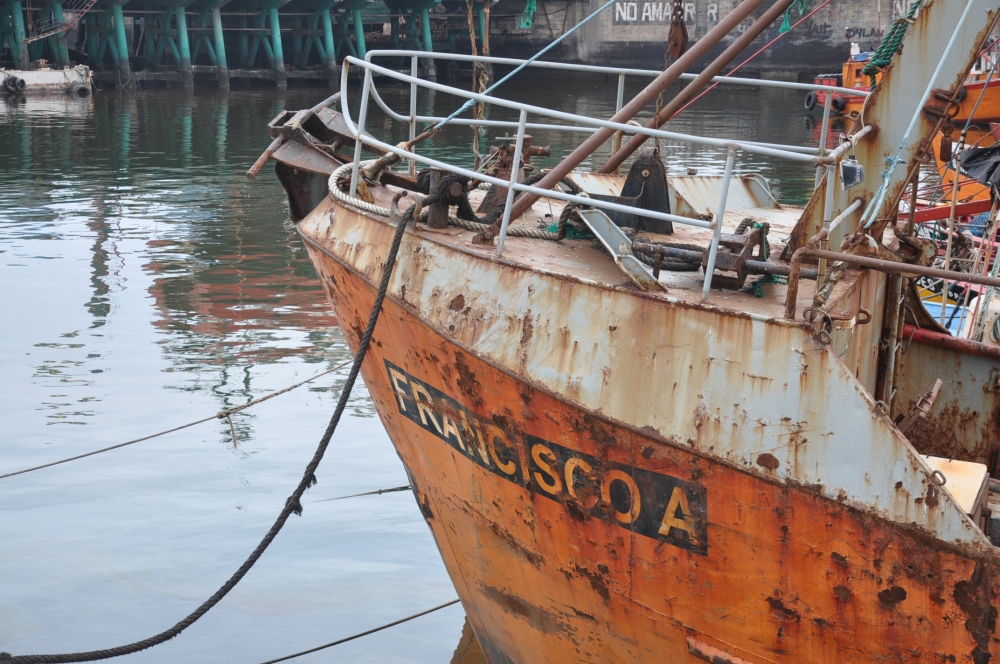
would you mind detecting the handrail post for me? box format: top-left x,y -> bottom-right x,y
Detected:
496,110 -> 529,257
350,68 -> 373,198
814,92 -> 832,189
409,55 -> 418,178
818,163 -> 836,281
703,147 -> 736,300
611,73 -> 626,172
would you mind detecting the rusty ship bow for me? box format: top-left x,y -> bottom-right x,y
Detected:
258,2 -> 1000,660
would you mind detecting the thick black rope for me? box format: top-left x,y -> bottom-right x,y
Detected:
257,599 -> 461,664
0,210 -> 415,664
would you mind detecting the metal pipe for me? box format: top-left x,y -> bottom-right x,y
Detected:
366,81 -> 817,152
361,49 -> 868,97
600,0 -> 795,174
496,110 -> 528,256
818,164 -> 837,281
903,324 -> 1000,361
815,92 -> 832,189
409,55 -> 418,178
504,0 -> 769,225
611,72 -> 626,168
350,68 -> 373,198
632,242 -> 818,279
879,274 -> 903,403
338,94 -> 715,229
785,247 -> 1000,319
815,124 -> 874,164
346,57 -> 817,163
703,148 -> 736,300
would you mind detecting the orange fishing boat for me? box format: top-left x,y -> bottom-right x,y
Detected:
260,0 -> 1000,660
809,41 -> 1000,122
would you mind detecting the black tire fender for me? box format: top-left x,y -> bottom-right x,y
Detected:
831,96 -> 846,113
804,90 -> 817,111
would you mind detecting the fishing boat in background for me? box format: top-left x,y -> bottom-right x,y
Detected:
258,0 -> 1000,659
808,39 -> 1000,121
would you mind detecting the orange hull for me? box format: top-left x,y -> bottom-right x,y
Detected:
300,208 -> 1000,664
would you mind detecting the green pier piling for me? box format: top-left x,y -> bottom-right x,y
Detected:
212,6 -> 229,88
419,5 -> 435,80
6,0 -> 29,69
269,6 -> 287,88
351,6 -> 365,58
113,4 -> 131,79
321,8 -> 337,88
175,5 -> 193,88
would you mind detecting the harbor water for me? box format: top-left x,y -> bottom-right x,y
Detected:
0,74 -> 823,662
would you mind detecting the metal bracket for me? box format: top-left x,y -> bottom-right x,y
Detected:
705,227 -> 764,290
575,207 -> 665,291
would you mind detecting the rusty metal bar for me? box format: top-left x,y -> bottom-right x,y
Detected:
503,0 -> 768,225
785,247 -> 1000,319
903,324 -> 1000,361
496,110 -> 528,257
247,136 -> 284,179
632,242 -> 818,279
597,0 -> 795,174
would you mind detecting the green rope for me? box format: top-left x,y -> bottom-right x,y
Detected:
862,0 -> 922,88
520,0 -> 537,28
778,0 -> 810,34
547,221 -> 593,239
747,221 -> 787,297
752,273 -> 788,297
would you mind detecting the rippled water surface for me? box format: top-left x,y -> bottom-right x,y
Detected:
0,74 -> 821,662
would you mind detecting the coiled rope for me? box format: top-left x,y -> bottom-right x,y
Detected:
862,0 -> 923,88
0,204 -> 414,664
329,162 -> 577,241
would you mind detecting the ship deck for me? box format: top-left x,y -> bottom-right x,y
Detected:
364,182 -> 837,323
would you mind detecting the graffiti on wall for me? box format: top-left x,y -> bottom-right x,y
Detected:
612,1 -> 718,25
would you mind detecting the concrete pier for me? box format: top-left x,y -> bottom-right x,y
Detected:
1,0 -> 882,90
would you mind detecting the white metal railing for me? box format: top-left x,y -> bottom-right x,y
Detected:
339,53 -> 868,300
363,50 -> 870,98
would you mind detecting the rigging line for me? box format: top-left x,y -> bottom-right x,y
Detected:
432,0 -> 617,131
257,599 -> 461,664
673,0 -> 833,117
862,0 -> 979,228
0,360 -> 351,481
308,485 -> 412,503
0,208 -> 414,664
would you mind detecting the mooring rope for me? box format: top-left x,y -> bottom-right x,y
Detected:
0,361 -> 352,482
0,208 -> 414,664
309,485 -> 411,503
257,599 -> 461,664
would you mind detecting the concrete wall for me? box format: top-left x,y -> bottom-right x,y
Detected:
489,0 -> 897,78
